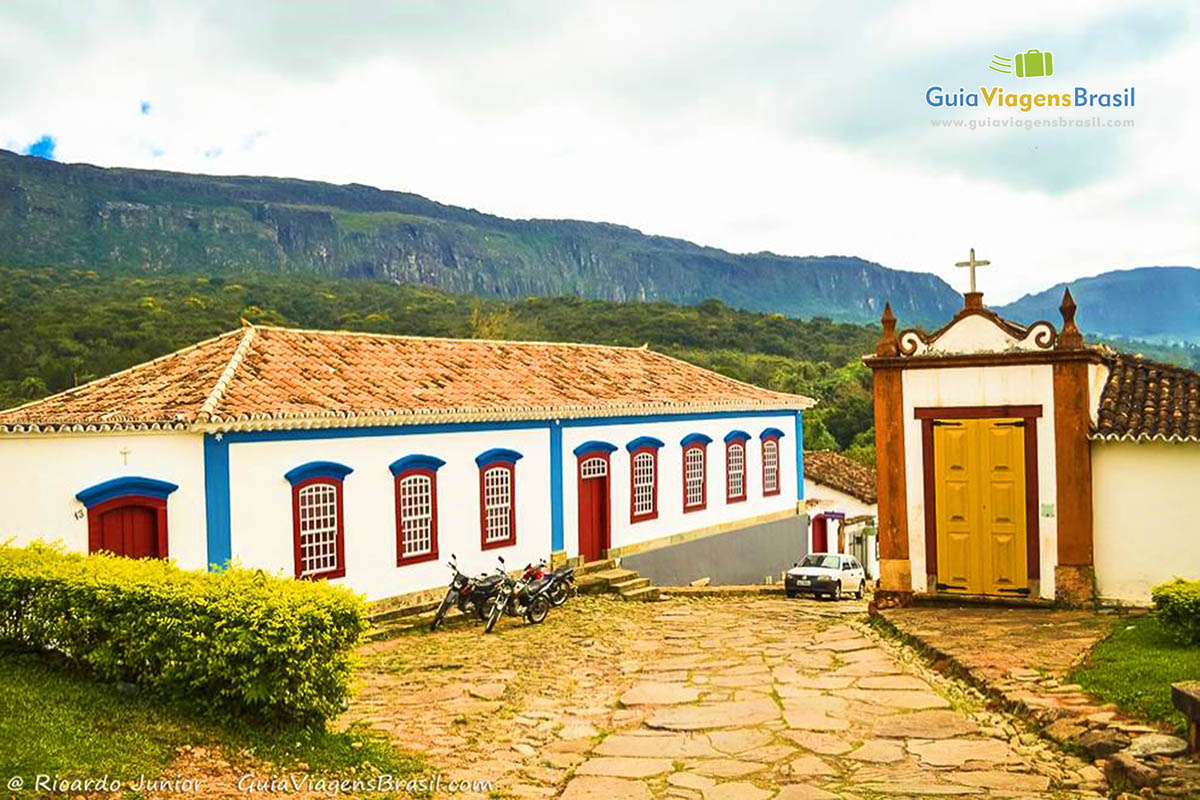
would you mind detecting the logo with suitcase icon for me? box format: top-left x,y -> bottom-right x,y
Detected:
990,49 -> 1054,78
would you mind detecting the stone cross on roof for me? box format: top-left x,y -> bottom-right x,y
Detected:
955,248 -> 990,294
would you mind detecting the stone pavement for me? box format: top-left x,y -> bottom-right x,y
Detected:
347,596 -> 1108,799
879,604 -> 1200,797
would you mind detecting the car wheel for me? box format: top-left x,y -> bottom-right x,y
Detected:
785,588 -> 796,598
855,581 -> 865,600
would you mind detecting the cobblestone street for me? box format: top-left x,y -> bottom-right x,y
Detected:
346,597 -> 1108,799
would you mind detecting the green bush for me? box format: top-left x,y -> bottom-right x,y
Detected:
1151,578 -> 1200,644
0,543 -> 367,725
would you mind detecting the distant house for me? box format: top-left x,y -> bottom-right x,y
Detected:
867,287 -> 1200,606
0,325 -> 814,601
802,450 -> 878,577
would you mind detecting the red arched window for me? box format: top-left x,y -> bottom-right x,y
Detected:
285,461 -> 353,580
680,433 -> 712,513
626,436 -> 663,524
725,431 -> 750,503
477,448 -> 522,550
391,455 -> 445,567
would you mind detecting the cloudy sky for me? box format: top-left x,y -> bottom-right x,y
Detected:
2,0 -> 1197,302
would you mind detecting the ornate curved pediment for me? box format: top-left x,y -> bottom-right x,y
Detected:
897,307 -> 1058,357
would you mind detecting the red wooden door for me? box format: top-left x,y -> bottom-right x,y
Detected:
97,505 -> 161,559
578,458 -> 609,562
811,515 -> 829,553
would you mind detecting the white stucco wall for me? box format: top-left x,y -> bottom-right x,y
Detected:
1093,441 -> 1200,605
900,364 -> 1059,598
0,432 -> 209,570
560,414 -> 800,558
226,426 -> 552,601
802,481 -> 878,577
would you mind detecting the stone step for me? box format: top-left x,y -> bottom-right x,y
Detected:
577,558 -> 619,575
611,576 -> 651,593
620,586 -> 660,602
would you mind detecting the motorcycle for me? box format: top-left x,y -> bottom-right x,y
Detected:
484,556 -> 553,633
430,554 -> 470,631
430,554 -> 505,630
522,559 -> 575,607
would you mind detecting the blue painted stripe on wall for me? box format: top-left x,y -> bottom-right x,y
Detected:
550,422 -> 564,552
794,411 -> 805,501
202,434 -> 232,571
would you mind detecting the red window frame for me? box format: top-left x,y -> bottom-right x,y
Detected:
479,461 -> 517,549
291,477 -> 347,580
629,446 -> 659,523
395,467 -> 440,567
761,435 -> 782,497
682,442 -> 707,512
86,495 -> 169,559
725,439 -> 748,503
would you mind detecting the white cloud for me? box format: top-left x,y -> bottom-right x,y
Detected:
0,0 -> 1196,305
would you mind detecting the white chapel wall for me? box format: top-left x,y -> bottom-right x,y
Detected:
0,432 -> 209,570
226,426 -> 552,601
1092,440 -> 1200,605
900,364 -> 1059,598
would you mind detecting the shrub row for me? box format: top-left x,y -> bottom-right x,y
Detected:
0,543 -> 367,724
1152,578 -> 1200,645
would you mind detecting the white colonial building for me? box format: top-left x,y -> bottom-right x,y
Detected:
0,325 -> 813,601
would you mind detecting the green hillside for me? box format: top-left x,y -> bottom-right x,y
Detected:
0,266 -> 878,463
0,149 -> 961,325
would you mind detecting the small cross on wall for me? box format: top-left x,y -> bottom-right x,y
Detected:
119,446 -> 131,465
955,247 -> 991,294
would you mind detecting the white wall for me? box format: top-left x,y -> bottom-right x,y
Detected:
0,432 -> 209,570
802,480 -> 878,574
900,364 -> 1059,598
1093,441 -> 1200,605
226,427 -> 551,601
560,414 -> 799,558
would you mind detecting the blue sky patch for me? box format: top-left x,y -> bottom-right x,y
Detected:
23,135 -> 56,160
140,100 -> 152,115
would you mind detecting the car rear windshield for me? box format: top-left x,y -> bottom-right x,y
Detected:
800,555 -> 840,569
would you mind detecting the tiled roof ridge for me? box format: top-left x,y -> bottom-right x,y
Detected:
252,324 -> 660,352
0,329 -> 244,423
196,324 -> 257,424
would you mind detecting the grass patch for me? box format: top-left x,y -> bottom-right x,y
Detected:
0,649 -> 424,792
1071,614 -> 1200,734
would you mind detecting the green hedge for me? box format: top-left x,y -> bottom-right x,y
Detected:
0,543 -> 367,724
1152,578 -> 1200,645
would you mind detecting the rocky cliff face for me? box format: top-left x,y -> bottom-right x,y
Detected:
0,149 -> 961,323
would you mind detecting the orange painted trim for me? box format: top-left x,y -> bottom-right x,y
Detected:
1053,361 -> 1094,567
873,368 -> 909,566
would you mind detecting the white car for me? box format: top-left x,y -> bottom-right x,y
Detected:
785,553 -> 866,600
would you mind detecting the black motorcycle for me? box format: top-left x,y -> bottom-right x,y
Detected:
545,564 -> 576,607
484,557 -> 552,633
430,555 -> 505,630
430,554 -> 470,631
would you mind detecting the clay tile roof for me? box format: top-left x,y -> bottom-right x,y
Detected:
803,450 -> 877,504
1094,352 -> 1200,443
0,326 -> 814,434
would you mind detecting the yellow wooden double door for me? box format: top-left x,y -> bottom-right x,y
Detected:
933,418 -> 1028,595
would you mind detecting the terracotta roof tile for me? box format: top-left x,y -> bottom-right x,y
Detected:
0,326 -> 814,434
804,450 -> 877,504
1095,352 -> 1200,443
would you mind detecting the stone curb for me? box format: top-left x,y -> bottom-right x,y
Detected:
656,585 -> 787,597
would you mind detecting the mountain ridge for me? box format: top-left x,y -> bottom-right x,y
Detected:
0,148 -> 961,324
